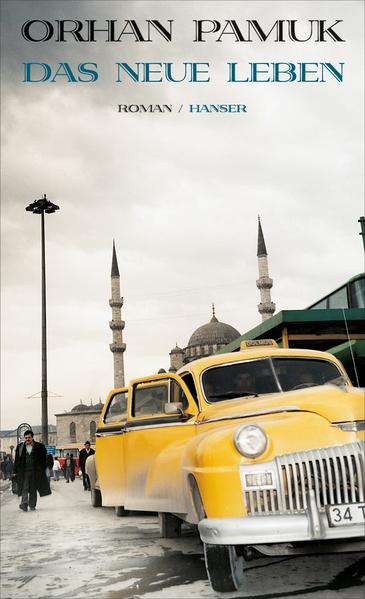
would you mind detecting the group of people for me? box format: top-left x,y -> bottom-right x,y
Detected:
48,453 -> 76,483
12,430 -> 95,512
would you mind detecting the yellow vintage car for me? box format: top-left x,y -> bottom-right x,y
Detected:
86,341 -> 365,592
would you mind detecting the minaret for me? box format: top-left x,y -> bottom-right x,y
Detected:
109,241 -> 126,388
169,343 -> 184,372
256,217 -> 276,321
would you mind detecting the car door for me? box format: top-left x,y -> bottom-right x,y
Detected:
95,388 -> 128,507
124,374 -> 198,514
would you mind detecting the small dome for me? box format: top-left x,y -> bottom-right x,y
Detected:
71,403 -> 90,412
170,343 -> 184,355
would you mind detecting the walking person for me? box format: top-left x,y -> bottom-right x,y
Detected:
52,456 -> 61,481
70,453 -> 76,482
79,441 -> 95,491
46,453 -> 54,482
4,456 -> 14,480
13,429 -> 51,511
63,453 -> 72,483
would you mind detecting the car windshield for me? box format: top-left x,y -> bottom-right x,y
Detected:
202,357 -> 346,403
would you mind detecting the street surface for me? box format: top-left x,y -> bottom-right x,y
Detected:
1,477 -> 364,599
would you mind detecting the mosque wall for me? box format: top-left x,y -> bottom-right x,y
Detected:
56,408 -> 102,445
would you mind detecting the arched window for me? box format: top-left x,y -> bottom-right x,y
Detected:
70,422 -> 76,442
90,421 -> 96,442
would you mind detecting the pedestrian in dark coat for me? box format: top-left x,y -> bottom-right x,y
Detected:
79,441 -> 95,490
4,456 -> 14,479
13,430 -> 51,511
46,453 -> 54,481
70,454 -> 76,482
0,459 -> 5,480
63,453 -> 72,482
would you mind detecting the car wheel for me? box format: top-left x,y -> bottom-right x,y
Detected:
90,488 -> 102,507
204,543 -> 244,592
158,512 -> 182,538
115,505 -> 129,517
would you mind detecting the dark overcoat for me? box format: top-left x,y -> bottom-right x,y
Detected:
13,441 -> 51,497
79,447 -> 95,473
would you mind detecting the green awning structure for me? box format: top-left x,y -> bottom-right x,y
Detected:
328,339 -> 365,362
328,340 -> 365,387
219,308 -> 365,353
217,308 -> 365,386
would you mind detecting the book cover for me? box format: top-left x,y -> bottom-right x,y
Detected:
1,2 -> 365,597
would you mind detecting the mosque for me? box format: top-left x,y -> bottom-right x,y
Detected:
167,216 -> 275,372
55,217 -> 275,445
107,216 -> 274,380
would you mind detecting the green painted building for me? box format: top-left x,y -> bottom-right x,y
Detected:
219,274 -> 365,387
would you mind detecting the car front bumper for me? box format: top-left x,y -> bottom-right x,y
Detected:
198,491 -> 365,548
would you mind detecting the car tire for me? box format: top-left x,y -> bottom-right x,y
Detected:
204,543 -> 244,592
90,488 -> 102,508
115,505 -> 129,517
158,512 -> 182,538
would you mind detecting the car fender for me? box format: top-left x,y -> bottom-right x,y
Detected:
180,410 -> 363,520
85,453 -> 99,490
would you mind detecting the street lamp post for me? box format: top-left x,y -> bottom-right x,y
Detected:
26,195 -> 60,445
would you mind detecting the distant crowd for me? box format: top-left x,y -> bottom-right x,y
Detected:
0,452 -> 77,483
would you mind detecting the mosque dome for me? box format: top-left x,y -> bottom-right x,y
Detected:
188,316 -> 240,347
184,306 -> 240,363
71,402 -> 90,412
70,400 -> 103,413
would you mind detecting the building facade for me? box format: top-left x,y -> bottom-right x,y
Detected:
55,401 -> 103,446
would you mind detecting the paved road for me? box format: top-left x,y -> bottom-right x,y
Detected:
1,478 -> 364,599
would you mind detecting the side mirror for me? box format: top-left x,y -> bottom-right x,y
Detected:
164,402 -> 183,415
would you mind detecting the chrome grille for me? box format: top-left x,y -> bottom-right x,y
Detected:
244,442 -> 365,515
245,489 -> 279,514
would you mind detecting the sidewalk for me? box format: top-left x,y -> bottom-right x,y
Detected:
0,477 -> 207,599
0,479 -> 11,494
1,478 -> 364,599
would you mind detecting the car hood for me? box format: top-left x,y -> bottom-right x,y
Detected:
199,385 -> 365,424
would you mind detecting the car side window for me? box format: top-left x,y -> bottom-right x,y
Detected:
133,384 -> 168,417
170,380 -> 189,409
104,391 -> 128,423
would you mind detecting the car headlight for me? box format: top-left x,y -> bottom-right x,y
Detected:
234,424 -> 268,458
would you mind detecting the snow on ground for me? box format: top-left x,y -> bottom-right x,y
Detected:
1,478 -> 364,599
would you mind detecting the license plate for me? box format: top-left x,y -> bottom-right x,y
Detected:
327,503 -> 365,527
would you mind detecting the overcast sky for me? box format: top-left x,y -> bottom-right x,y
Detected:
1,1 -> 364,430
